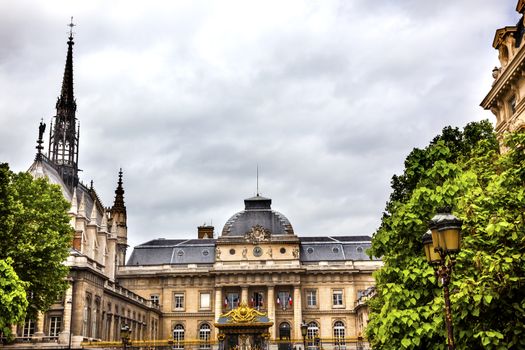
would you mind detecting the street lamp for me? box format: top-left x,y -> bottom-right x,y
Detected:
300,321 -> 308,350
120,324 -> 131,350
423,210 -> 462,350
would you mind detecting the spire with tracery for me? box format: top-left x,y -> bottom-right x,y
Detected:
48,17 -> 79,188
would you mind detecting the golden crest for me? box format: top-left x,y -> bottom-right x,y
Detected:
221,302 -> 267,323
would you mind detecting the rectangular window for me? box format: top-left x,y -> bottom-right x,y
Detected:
251,291 -> 264,308
151,294 -> 160,305
22,319 -> 35,340
306,290 -> 317,307
174,293 -> 185,310
332,290 -> 344,307
277,291 -> 291,310
49,316 -> 62,338
200,292 -> 211,310
226,293 -> 239,309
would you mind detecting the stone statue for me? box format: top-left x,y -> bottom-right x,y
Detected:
267,247 -> 273,257
216,247 -> 221,261
292,248 -> 299,259
242,247 -> 248,259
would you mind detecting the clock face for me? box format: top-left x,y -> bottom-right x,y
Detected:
253,246 -> 263,257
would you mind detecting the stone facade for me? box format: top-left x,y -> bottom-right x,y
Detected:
481,0 -> 525,139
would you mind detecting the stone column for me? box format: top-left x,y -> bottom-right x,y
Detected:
59,283 -> 74,344
267,286 -> 275,339
215,288 -> 223,321
34,311 -> 45,340
241,286 -> 249,304
293,286 -> 302,348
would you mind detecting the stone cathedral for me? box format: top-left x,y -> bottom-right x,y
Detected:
11,23 -> 382,350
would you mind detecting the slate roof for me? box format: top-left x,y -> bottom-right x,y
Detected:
126,235 -> 374,265
221,195 -> 294,236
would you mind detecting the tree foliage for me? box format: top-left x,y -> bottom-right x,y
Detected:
0,258 -> 28,341
0,163 -> 72,327
366,120 -> 525,349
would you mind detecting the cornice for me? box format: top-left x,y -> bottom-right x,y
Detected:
481,45 -> 525,109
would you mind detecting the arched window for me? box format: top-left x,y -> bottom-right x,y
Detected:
173,324 -> 185,349
307,321 -> 319,350
333,321 -> 346,350
199,323 -> 211,349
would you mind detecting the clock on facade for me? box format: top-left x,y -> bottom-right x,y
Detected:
253,246 -> 263,257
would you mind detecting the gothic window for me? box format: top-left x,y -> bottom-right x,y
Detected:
173,324 -> 185,349
93,298 -> 101,338
49,316 -> 62,338
84,294 -> 92,337
333,321 -> 346,350
199,323 -> 211,349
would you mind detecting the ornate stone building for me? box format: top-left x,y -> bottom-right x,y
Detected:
481,0 -> 525,137
17,28 -> 160,348
13,25 -> 380,350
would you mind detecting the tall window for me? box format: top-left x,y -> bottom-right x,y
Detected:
22,319 -> 35,339
252,291 -> 264,308
332,290 -> 343,307
306,290 -> 317,307
333,321 -> 346,350
93,298 -> 101,338
173,324 -> 185,349
509,95 -> 517,115
277,291 -> 291,310
226,293 -> 239,309
199,323 -> 211,349
200,292 -> 211,310
84,294 -> 92,337
174,293 -> 185,310
306,322 -> 319,350
49,316 -> 62,338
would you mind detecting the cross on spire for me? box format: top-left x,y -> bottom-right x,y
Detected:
68,16 -> 75,39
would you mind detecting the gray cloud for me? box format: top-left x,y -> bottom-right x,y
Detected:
0,0 -> 517,249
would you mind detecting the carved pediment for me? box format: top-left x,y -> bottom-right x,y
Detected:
244,225 -> 271,243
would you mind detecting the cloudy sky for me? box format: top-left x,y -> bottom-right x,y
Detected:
0,0 -> 518,249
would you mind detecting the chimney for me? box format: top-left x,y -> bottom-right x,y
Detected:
198,225 -> 214,239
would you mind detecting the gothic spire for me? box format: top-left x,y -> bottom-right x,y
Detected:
48,17 -> 79,189
112,168 -> 126,213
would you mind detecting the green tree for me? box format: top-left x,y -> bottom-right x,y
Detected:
0,258 -> 28,341
366,121 -> 525,349
0,163 -> 72,328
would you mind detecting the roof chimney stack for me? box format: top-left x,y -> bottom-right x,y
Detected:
198,225 -> 214,239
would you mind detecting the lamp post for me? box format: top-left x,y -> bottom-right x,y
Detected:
120,324 -> 131,350
300,321 -> 308,350
422,210 -> 462,350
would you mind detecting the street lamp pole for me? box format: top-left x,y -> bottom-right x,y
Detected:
120,324 -> 131,350
422,210 -> 462,350
300,321 -> 308,350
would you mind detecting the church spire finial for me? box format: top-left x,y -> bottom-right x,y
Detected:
112,168 -> 126,213
48,18 -> 79,188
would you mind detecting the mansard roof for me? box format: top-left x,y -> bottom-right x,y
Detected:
126,235 -> 374,266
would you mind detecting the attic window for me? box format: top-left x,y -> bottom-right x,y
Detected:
202,249 -> 209,256
356,247 -> 363,253
332,247 -> 339,253
307,247 -> 314,254
177,250 -> 184,256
